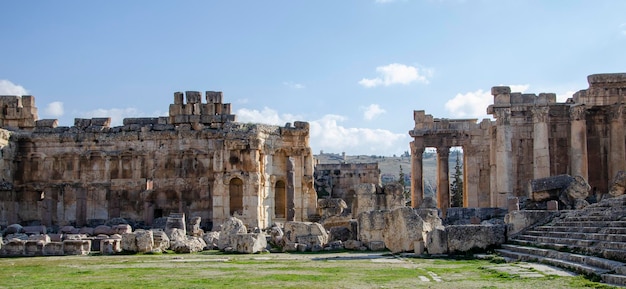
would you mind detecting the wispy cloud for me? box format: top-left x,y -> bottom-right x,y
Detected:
361,104 -> 386,120
43,101 -> 64,118
359,63 -> 433,88
236,107 -> 409,155
444,84 -> 529,119
283,81 -> 305,89
0,80 -> 29,95
79,107 -> 143,126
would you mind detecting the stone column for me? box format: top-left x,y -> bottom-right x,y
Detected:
462,146 -> 478,207
494,108 -> 512,208
286,157 -> 296,221
410,141 -> 425,208
609,104 -> 625,181
569,105 -> 588,180
437,146 -> 450,216
532,106 -> 550,179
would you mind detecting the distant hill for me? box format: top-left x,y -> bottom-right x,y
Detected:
314,151 -> 463,197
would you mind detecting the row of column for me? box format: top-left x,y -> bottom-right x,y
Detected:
410,142 -> 450,216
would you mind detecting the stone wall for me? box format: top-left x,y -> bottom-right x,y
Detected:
0,91 -> 317,229
410,73 -> 626,210
314,163 -> 380,214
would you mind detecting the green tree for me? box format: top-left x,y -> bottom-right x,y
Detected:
450,153 -> 464,207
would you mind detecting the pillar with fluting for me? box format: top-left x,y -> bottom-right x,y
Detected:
410,140 -> 425,208
569,105 -> 588,180
532,106 -> 550,179
436,146 -> 450,216
609,104 -> 625,181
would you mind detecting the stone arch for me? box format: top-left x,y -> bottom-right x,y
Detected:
275,180 -> 286,218
229,177 -> 244,216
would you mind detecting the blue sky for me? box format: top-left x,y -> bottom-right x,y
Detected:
1,1 -> 625,156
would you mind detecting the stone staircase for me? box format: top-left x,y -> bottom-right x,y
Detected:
496,195 -> 626,286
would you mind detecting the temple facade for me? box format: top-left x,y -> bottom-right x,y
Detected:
0,91 -> 317,229
410,73 -> 626,214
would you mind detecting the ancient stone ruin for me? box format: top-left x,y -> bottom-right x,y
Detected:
410,73 -> 626,213
0,91 -> 317,230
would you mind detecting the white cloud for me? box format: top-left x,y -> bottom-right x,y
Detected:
283,81 -> 305,89
0,80 -> 29,95
361,104 -> 386,120
556,90 -> 575,102
359,63 -> 432,87
445,89 -> 492,120
309,115 -> 409,155
43,101 -> 64,118
237,107 -> 409,155
444,84 -> 529,119
79,107 -> 143,126
237,107 -> 302,126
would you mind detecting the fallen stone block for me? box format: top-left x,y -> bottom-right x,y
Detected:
425,225 -> 448,255
234,233 -> 267,254
63,240 -> 91,255
121,233 -> 138,252
152,230 -> 170,252
383,207 -> 426,253
24,240 -> 45,256
446,225 -> 505,253
43,242 -> 64,256
369,241 -> 386,251
1,239 -> 25,256
344,240 -> 362,250
135,229 -> 154,253
100,239 -> 122,255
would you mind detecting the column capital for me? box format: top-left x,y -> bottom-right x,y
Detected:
570,105 -> 587,121
437,146 -> 450,157
410,141 -> 425,155
608,104 -> 624,122
494,108 -> 511,126
531,106 -> 550,123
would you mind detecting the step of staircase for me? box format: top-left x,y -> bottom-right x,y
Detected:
524,230 -> 626,242
496,244 -> 626,286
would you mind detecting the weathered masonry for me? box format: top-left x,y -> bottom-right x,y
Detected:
0,91 -> 317,229
410,73 -> 626,214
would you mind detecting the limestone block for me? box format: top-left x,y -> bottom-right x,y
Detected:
504,210 -> 558,237
329,226 -> 352,242
113,224 -> 132,235
206,91 -> 223,104
283,221 -> 328,247
169,104 -> 183,116
608,171 -> 626,198
202,231 -> 219,250
171,236 -> 206,253
369,241 -> 386,251
43,242 -> 64,256
23,225 -> 46,235
187,216 -> 202,237
344,240 -> 362,250
383,207 -> 426,254
167,228 -> 187,244
414,241 -> 425,254
425,225 -> 447,255
79,227 -> 94,236
6,223 -> 24,234
201,104 -> 215,115
100,238 -> 121,255
24,240 -> 45,256
317,198 -> 347,219
64,234 -> 88,240
282,242 -> 298,252
94,225 -> 112,235
135,229 -> 154,253
358,210 -> 387,246
1,239 -> 25,256
63,240 -> 91,255
234,233 -> 267,254
446,225 -> 505,253
152,230 -> 170,251
185,91 -> 202,104
28,234 -> 50,243
218,217 -> 247,250
174,92 -> 184,104
547,200 -> 559,211
121,233 -> 138,252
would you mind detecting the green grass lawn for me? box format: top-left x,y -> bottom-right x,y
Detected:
0,251 -> 616,289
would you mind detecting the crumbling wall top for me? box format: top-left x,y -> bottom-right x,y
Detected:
588,73 -> 626,88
